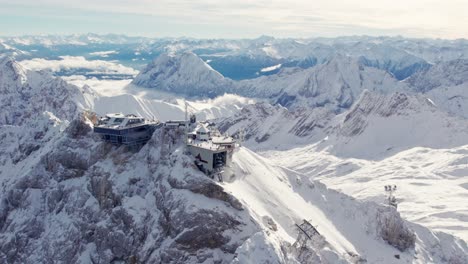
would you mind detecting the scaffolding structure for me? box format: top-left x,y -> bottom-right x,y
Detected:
292,219 -> 321,257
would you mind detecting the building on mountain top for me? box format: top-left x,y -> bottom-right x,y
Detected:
93,113 -> 160,146
187,121 -> 236,178
94,112 -> 236,179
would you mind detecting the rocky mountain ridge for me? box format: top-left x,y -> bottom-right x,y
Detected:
1,56 -> 468,263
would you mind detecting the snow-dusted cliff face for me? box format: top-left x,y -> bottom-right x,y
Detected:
342,42 -> 430,80
0,119 -> 263,263
238,55 -> 404,110
326,91 -> 468,159
0,56 -> 263,263
132,52 -> 235,98
0,56 -> 89,126
0,56 -> 93,169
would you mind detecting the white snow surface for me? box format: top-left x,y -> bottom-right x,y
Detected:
226,147 -> 468,263
260,63 -> 282,72
64,76 -> 255,122
219,90 -> 468,246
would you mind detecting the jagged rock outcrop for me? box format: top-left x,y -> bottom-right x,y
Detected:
0,56 -> 89,126
0,117 -> 263,263
375,207 -> 416,251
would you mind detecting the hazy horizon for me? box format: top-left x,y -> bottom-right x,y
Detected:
1,0 -> 467,39
1,33 -> 467,42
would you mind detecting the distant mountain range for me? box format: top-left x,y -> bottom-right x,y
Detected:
2,34 -> 468,80
132,51 -> 468,119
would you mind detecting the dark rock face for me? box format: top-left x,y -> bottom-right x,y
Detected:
65,114 -> 92,139
169,177 -> 243,210
376,207 -> 416,252
173,209 -> 241,252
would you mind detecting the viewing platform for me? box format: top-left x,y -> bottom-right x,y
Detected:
93,113 -> 160,146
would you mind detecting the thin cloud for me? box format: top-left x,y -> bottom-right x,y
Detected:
0,0 -> 466,38
19,56 -> 138,76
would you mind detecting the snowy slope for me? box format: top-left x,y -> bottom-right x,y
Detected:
64,77 -> 254,122
218,90 -> 468,246
263,141 -> 468,245
233,91 -> 468,243
0,43 -> 28,57
225,147 -> 468,263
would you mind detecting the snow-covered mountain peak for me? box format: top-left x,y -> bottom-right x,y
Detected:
277,55 -> 403,109
132,52 -> 234,98
0,56 -> 27,91
232,54 -> 405,111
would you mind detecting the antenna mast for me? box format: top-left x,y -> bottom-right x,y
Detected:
384,185 -> 398,208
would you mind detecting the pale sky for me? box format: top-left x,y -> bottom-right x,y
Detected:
1,0 -> 467,39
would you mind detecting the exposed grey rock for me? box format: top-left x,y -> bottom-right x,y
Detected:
376,207 -> 416,252
168,176 -> 243,210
